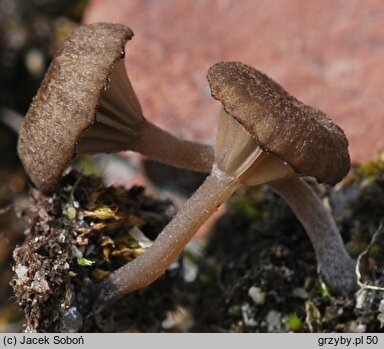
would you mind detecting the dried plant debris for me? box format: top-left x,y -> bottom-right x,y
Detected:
11,171 -> 175,332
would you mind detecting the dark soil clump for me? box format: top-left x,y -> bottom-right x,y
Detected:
11,171 -> 177,332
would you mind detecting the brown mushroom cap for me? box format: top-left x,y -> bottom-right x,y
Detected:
17,23 -> 134,192
207,61 -> 350,185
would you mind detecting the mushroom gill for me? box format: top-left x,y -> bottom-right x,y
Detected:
95,61 -> 356,304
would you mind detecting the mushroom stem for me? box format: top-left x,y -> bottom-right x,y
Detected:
97,165 -> 240,304
128,120 -> 214,173
269,177 -> 357,295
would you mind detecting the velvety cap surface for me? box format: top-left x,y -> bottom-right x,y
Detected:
17,23 -> 133,192
207,61 -> 350,185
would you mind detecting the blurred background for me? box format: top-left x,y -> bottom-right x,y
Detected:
85,0 -> 384,163
0,0 -> 383,331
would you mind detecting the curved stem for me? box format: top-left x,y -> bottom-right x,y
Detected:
128,120 -> 214,173
97,167 -> 240,304
269,177 -> 357,295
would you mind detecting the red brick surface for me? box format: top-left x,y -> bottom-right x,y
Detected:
84,0 -> 384,163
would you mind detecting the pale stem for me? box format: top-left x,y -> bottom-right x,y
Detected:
269,177 -> 357,295
129,120 -> 215,173
96,166 -> 241,303
81,119 -> 215,173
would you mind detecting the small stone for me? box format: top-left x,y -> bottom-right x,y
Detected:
25,49 -> 45,78
266,310 -> 283,332
355,289 -> 367,309
241,303 -> 257,327
182,257 -> 198,283
348,320 -> 367,333
58,233 -> 66,243
63,262 -> 70,270
15,265 -> 28,284
161,306 -> 193,332
61,307 -> 83,333
292,287 -> 308,299
31,271 -> 49,293
67,207 -> 77,220
248,286 -> 266,305
71,245 -> 83,258
378,299 -> 384,328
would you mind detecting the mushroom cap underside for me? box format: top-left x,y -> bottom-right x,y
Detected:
17,23 -> 134,192
207,61 -> 350,185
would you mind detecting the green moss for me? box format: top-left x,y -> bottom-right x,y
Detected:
79,156 -> 100,176
346,241 -> 366,259
369,242 -> 383,255
232,195 -> 262,220
77,257 -> 95,267
358,152 -> 384,178
198,273 -> 215,287
286,313 -> 303,332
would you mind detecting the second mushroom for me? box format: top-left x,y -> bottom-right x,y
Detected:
96,61 -> 356,304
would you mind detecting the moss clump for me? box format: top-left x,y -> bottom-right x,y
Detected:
286,313 -> 303,332
357,151 -> 384,178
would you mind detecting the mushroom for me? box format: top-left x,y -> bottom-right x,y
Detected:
17,23 -> 213,193
96,61 -> 356,304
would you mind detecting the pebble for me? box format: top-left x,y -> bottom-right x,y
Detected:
248,286 -> 266,305
292,287 -> 308,299
61,307 -> 83,333
14,265 -> 28,284
266,310 -> 283,332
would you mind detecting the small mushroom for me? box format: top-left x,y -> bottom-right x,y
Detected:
17,23 -> 213,193
97,61 -> 356,304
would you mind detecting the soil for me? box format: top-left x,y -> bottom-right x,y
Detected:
8,161 -> 384,332
11,171 -> 176,332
